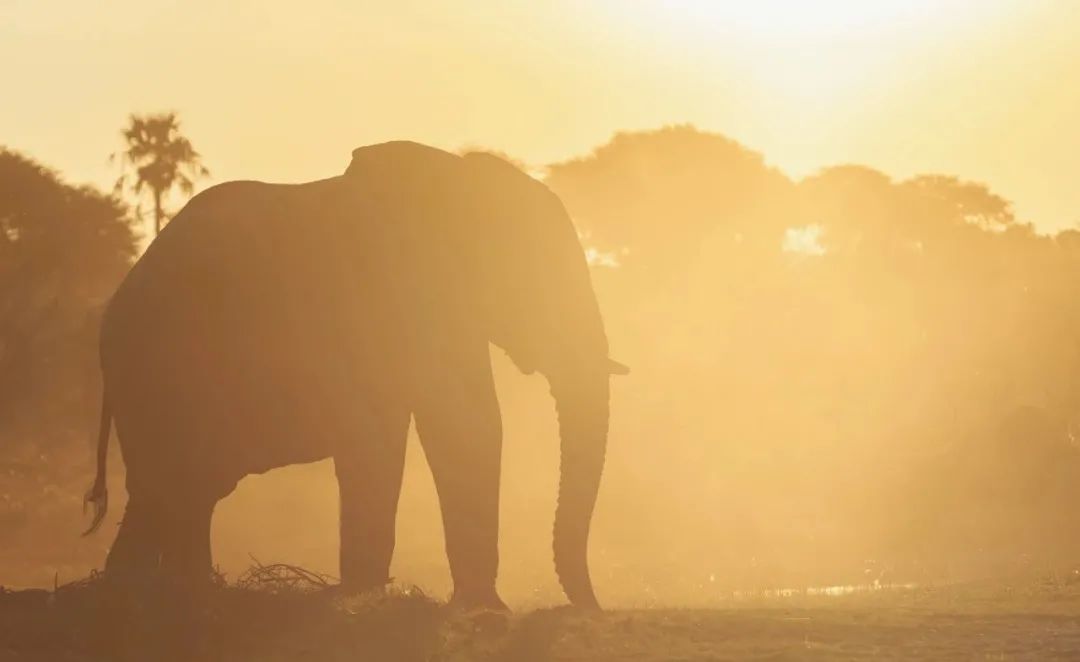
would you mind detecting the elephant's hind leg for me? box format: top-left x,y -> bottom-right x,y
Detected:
334,401 -> 412,592
159,497 -> 217,588
105,492 -> 163,583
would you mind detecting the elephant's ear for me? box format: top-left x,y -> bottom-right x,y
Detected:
460,152 -> 568,236
460,150 -> 608,377
460,150 -> 574,273
462,150 -> 590,279
460,150 -> 535,176
460,151 -> 543,190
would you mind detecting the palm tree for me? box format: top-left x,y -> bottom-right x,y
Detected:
113,112 -> 209,236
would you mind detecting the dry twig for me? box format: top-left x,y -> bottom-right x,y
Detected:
235,557 -> 338,594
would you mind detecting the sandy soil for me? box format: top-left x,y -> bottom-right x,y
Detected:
3,573 -> 1080,660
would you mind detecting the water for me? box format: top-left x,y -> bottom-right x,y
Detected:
730,580 -> 919,600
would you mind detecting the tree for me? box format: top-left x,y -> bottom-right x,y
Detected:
112,112 -> 209,236
0,148 -> 135,577
0,148 -> 135,451
545,124 -> 794,280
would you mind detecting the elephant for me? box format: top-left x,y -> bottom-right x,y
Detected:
82,141 -> 625,611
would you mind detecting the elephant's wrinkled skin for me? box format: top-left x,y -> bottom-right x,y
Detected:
83,142 -> 620,610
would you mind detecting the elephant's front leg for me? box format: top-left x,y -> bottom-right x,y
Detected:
334,401 -> 412,592
414,344 -> 507,611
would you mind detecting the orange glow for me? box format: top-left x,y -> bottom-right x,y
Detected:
5,4 -> 1080,654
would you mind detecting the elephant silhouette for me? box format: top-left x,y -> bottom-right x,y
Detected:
82,141 -> 625,611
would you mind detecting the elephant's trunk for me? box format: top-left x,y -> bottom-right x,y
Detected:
550,369 -> 610,610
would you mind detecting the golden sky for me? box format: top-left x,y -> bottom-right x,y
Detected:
2,0 -> 1077,233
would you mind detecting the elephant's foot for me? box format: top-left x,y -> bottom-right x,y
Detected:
332,576 -> 394,598
448,587 -> 510,613
337,560 -> 395,593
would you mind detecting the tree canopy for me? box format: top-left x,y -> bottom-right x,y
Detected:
113,112 -> 209,236
0,148 -> 135,451
544,126 -> 1080,584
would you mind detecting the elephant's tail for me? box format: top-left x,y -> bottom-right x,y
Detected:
81,392 -> 112,536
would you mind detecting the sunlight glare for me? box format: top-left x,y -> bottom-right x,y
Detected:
642,0 -> 951,41
783,224 -> 826,256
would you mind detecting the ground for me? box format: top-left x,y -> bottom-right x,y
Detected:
3,567 -> 1080,660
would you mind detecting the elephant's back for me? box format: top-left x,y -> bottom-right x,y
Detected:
103,177 -> 384,353
105,180 -> 397,373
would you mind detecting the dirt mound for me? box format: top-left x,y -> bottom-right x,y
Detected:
0,565 -> 458,661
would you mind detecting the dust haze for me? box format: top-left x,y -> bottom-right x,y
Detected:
5,126 -> 1077,608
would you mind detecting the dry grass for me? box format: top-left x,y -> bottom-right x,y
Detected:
0,565 -> 445,661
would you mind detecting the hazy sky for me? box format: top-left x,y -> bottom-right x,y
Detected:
2,0 -> 1078,235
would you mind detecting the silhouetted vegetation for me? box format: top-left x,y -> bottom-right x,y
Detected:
546,125 -> 1080,595
0,149 -> 135,582
112,113 -> 209,236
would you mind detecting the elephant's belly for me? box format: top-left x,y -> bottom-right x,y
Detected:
107,342 -> 389,486
199,372 -> 373,478
103,282 -> 410,486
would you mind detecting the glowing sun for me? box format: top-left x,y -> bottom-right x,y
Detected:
640,0 -> 953,41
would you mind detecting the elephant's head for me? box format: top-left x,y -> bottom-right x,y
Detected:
461,151 -> 625,609
346,142 -> 624,609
